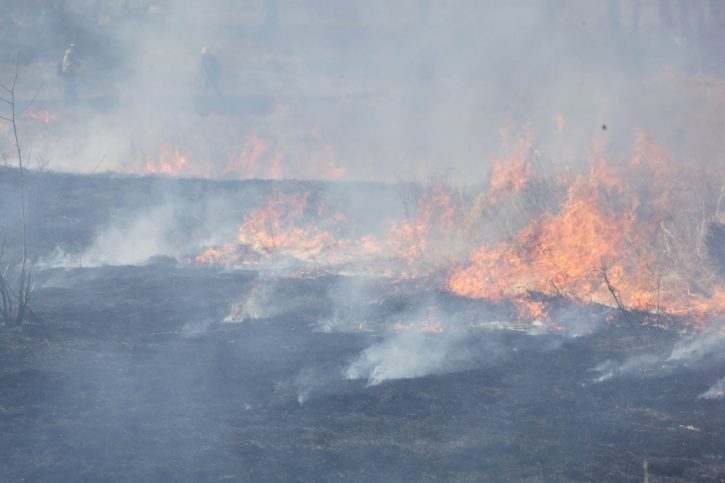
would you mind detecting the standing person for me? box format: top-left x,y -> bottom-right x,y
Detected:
200,46 -> 223,104
59,43 -> 79,103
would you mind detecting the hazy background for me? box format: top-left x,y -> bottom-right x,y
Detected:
1,0 -> 724,183
2,5 -> 725,481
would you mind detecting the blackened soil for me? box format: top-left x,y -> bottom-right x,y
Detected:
0,264 -> 722,482
1,171 -> 724,482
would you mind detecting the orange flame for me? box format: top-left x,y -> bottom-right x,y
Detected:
387,182 -> 460,268
448,139 -> 724,326
27,111 -> 57,123
197,190 -> 346,265
225,134 -> 267,179
193,127 -> 723,329
145,147 -> 192,176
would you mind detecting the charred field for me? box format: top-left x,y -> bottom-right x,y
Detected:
0,170 -> 724,482
3,2 -> 725,482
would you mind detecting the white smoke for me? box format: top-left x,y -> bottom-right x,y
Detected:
222,280 -> 281,323
80,202 -> 177,266
699,377 -> 725,400
591,328 -> 725,383
345,328 -> 471,386
591,353 -> 666,383
667,330 -> 725,365
35,201 -> 179,268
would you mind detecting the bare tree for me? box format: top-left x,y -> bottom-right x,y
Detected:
0,59 -> 37,326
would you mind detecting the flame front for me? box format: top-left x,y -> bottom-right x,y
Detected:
448,135 -> 724,326
194,129 -> 723,328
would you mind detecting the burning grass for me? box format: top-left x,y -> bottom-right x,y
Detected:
195,131 -> 724,329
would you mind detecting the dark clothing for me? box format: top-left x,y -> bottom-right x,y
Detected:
60,48 -> 78,103
200,52 -> 223,100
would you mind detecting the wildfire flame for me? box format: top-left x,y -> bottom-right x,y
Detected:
195,128 -> 722,329
145,146 -> 194,176
196,190 -> 344,265
448,136 -> 724,326
225,134 -> 267,179
26,111 -> 57,123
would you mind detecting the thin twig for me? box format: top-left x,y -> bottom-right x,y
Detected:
600,260 -> 643,344
92,148 -> 110,173
17,82 -> 44,116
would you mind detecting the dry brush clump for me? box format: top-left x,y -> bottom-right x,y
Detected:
0,237 -> 33,327
0,60 -> 35,327
446,132 -> 725,326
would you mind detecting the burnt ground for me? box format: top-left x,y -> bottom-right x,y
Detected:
1,170 -> 725,482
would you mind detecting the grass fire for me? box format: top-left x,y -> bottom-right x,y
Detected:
1,2 -> 724,481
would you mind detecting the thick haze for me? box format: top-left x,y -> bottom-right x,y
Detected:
2,1 -> 723,182
2,5 -> 725,480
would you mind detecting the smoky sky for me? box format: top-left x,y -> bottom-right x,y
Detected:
2,1 -> 723,182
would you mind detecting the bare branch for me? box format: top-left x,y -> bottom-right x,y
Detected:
17,83 -> 44,116
92,148 -> 111,173
11,54 -> 20,91
0,57 -> 33,327
600,263 -> 627,314
600,260 -> 644,344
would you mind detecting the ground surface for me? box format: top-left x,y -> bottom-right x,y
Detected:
1,171 -> 724,482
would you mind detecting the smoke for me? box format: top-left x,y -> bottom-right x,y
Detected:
699,376 -> 725,400
668,330 -> 725,365
591,353 -> 666,383
35,194 -> 187,268
81,202 -> 176,266
345,327 -> 473,386
591,328 -> 725,383
341,297 -> 514,386
317,275 -> 384,332
222,277 -> 282,323
4,2 -> 722,183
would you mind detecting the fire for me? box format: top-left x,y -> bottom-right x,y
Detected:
193,126 -> 722,328
225,133 -> 273,179
448,137 -> 725,326
387,181 -> 461,269
145,146 -> 192,176
268,153 -> 283,179
26,111 -> 57,123
393,307 -> 444,333
319,142 -> 346,180
194,243 -> 241,265
196,179 -> 464,275
486,138 -> 535,204
236,190 -> 337,254
197,189 -> 346,265
359,235 -> 382,255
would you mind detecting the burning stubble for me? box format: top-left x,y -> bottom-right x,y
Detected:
2,2 -> 725,481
